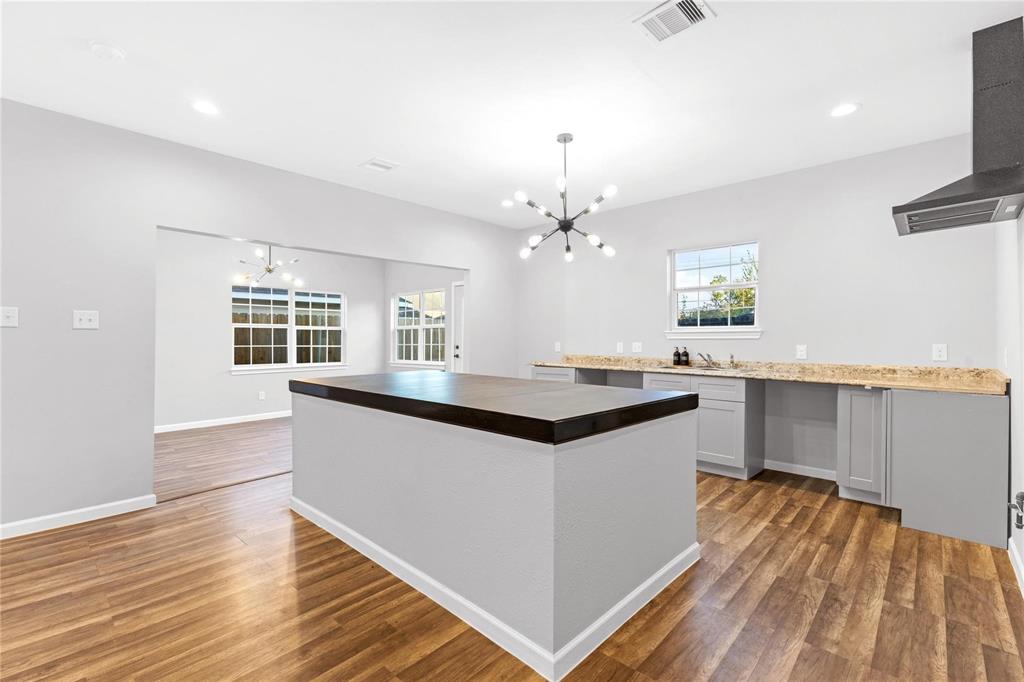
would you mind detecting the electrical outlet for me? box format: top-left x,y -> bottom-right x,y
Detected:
1,307 -> 18,328
795,344 -> 807,360
258,391 -> 266,401
616,341 -> 623,354
72,310 -> 100,330
631,341 -> 642,353
932,343 -> 948,362
554,341 -> 561,353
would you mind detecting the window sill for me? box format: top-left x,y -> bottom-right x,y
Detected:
664,327 -> 763,340
231,363 -> 349,376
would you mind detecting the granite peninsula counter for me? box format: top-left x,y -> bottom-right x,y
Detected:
288,371 -> 700,681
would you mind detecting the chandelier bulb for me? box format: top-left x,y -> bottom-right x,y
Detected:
602,245 -> 616,257
603,184 -> 618,198
536,206 -> 550,217
528,234 -> 543,247
519,247 -> 532,260
588,202 -> 600,213
587,233 -> 601,246
254,247 -> 264,258
281,272 -> 293,282
514,190 -> 529,203
294,279 -> 304,288
564,245 -> 574,263
276,260 -> 283,267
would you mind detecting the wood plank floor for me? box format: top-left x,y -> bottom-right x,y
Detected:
154,418 -> 292,502
4,429 -> 1023,680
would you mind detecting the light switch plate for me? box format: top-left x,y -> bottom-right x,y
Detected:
73,310 -> 100,330
795,344 -> 807,360
554,341 -> 561,353
616,341 -> 624,354
1,307 -> 18,328
932,343 -> 948,362
631,341 -> 642,353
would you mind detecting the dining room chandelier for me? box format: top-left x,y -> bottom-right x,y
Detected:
233,244 -> 304,287
515,133 -> 617,262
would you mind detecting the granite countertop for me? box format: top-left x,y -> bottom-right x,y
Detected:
290,371 -> 698,444
532,354 -> 1009,396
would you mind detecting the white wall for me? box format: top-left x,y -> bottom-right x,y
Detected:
0,100 -> 519,526
516,134 -> 1001,374
155,229 -> 389,427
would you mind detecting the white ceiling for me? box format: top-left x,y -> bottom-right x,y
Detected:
3,2 -> 1019,229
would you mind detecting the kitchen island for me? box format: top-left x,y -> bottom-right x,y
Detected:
288,371 -> 700,681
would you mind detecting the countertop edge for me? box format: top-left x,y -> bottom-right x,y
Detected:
289,379 -> 699,445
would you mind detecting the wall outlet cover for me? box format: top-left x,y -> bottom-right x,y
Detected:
795,344 -> 807,360
258,391 -> 266,400
631,341 -> 642,353
72,310 -> 100,330
932,343 -> 948,362
616,341 -> 624,354
554,341 -> 561,353
0,306 -> 18,328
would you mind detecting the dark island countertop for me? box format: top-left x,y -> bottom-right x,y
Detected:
289,371 -> 698,445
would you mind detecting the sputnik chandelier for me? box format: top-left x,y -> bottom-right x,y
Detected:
515,133 -> 617,262
234,244 -> 304,287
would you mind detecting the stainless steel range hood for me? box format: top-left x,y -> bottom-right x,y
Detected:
893,17 -> 1024,235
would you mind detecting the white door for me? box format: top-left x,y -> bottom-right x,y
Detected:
450,281 -> 465,372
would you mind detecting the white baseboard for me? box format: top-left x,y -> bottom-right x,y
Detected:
764,459 -> 836,482
551,542 -> 701,680
291,496 -> 699,681
1010,535 -> 1024,599
1,494 -> 156,540
155,410 -> 291,434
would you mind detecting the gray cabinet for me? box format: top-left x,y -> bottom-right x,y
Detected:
890,389 -> 1009,548
642,373 -> 691,391
836,386 -> 889,504
697,398 -> 746,468
694,378 -> 765,480
530,366 -> 576,383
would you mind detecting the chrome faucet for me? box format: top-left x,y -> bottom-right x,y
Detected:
696,352 -> 714,367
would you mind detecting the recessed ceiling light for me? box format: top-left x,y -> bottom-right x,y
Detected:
192,100 -> 220,116
830,102 -> 860,118
89,40 -> 126,62
501,199 -> 514,208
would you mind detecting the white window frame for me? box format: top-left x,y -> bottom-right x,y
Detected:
231,286 -> 349,375
664,241 -> 762,340
391,289 -> 446,367
231,285 -> 292,371
294,289 -> 347,367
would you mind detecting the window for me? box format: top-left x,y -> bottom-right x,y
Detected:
295,291 -> 345,364
393,289 -> 445,364
232,286 -> 289,367
231,286 -> 346,370
668,242 -> 759,337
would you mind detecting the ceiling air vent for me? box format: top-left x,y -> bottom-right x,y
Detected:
358,157 -> 399,173
634,0 -> 715,42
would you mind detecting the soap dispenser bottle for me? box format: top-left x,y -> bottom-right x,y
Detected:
673,347 -> 681,366
680,347 -> 690,366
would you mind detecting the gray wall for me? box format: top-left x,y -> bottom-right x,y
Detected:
516,134 -> 1001,374
1,100 -> 519,525
155,229 -> 388,426
998,213 -> 1024,562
